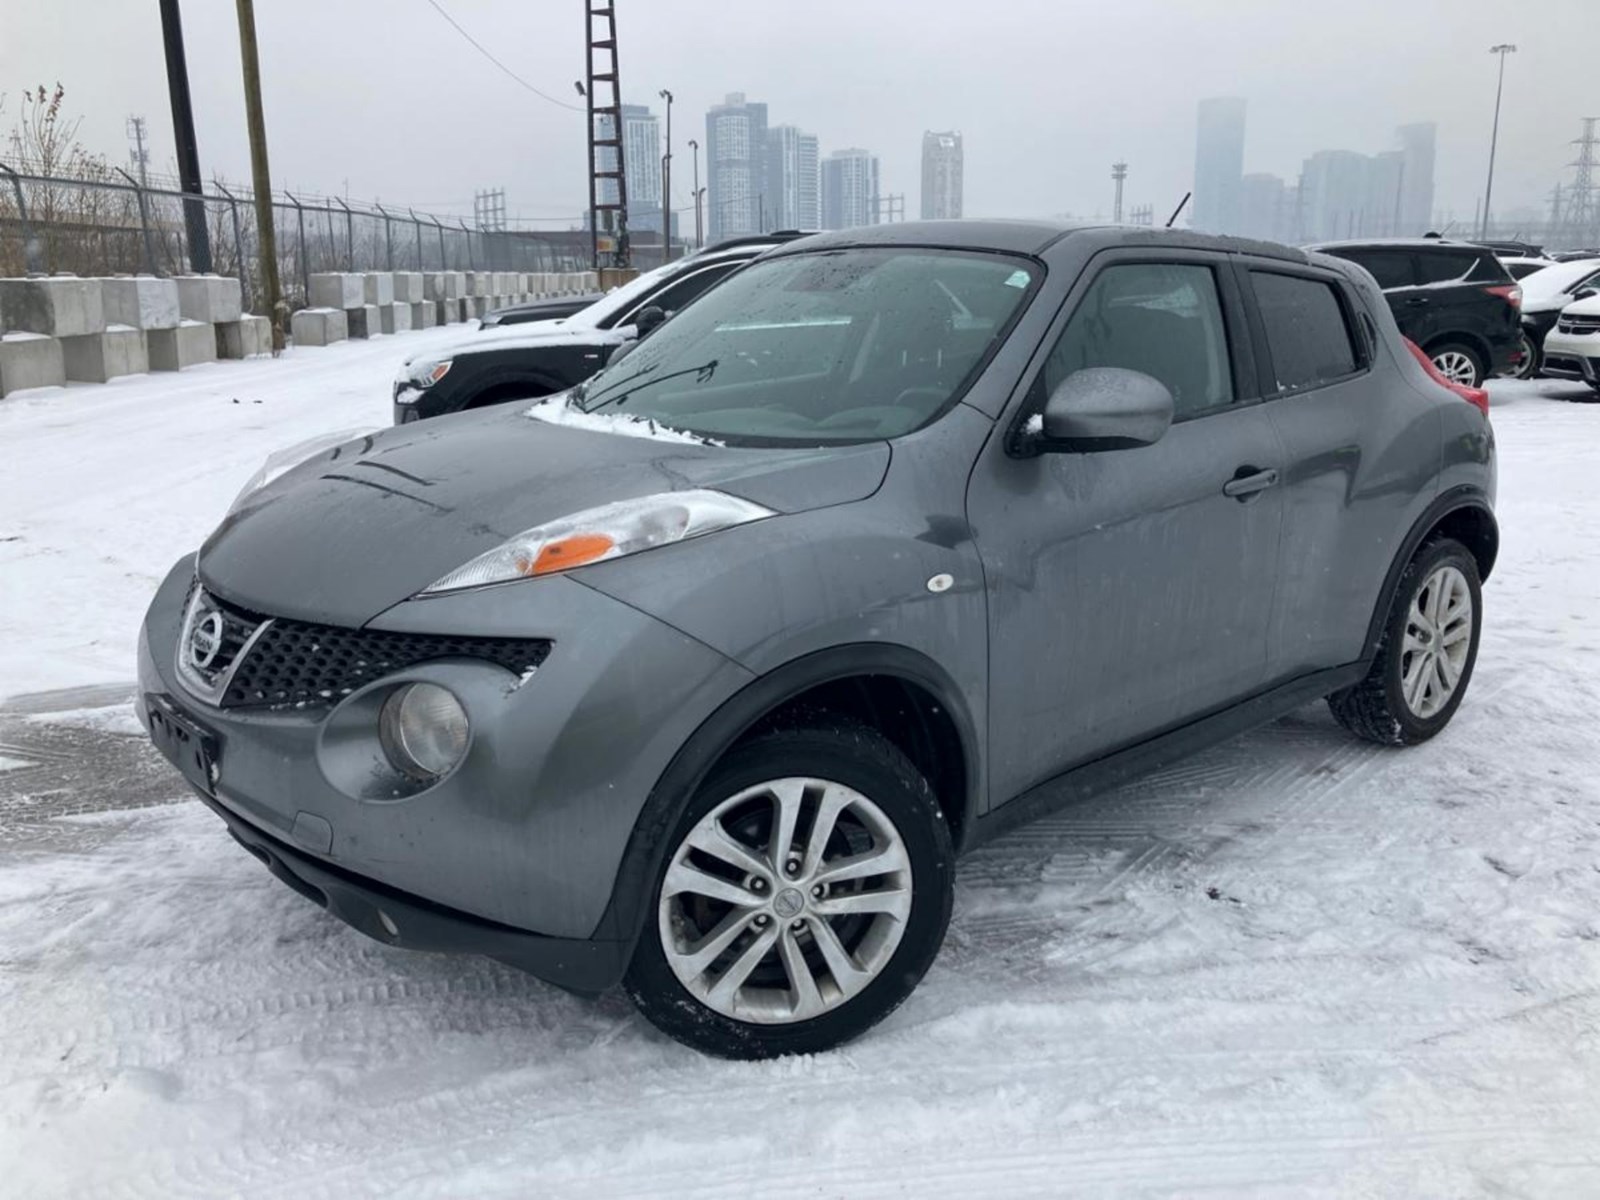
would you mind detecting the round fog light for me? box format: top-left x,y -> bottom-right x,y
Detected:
379,683 -> 469,781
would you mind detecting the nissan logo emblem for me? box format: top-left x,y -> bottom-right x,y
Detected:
189,610 -> 226,670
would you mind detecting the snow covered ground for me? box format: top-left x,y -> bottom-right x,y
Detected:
2,344 -> 1599,1197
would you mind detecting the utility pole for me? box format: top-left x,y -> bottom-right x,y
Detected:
1111,161 -> 1128,224
659,89 -> 673,262
126,116 -> 150,188
584,2 -> 630,271
1480,43 -> 1516,239
688,137 -> 702,249
1566,118 -> 1599,248
159,0 -> 213,272
236,0 -> 285,351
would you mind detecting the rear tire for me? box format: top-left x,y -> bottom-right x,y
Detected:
1428,342 -> 1486,388
1513,332 -> 1540,380
1328,538 -> 1482,745
624,725 -> 954,1059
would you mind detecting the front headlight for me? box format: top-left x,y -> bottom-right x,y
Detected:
379,683 -> 469,781
229,427 -> 376,513
420,489 -> 773,595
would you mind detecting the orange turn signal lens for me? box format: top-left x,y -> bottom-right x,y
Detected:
516,533 -> 616,577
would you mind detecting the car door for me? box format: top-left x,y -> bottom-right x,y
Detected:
1238,261 -> 1430,680
968,251 -> 1285,808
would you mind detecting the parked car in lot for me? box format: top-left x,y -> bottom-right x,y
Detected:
1515,257 -> 1600,379
393,233 -> 809,423
1497,255 -> 1556,281
479,293 -> 604,329
1312,238 -> 1522,386
1539,290 -> 1600,394
140,221 -> 1496,1058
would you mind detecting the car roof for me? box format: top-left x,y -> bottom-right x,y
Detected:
767,219 -> 1309,262
1311,237 -> 1495,253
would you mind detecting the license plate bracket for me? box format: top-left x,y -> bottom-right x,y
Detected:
146,693 -> 219,796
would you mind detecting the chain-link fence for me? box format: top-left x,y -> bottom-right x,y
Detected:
0,164 -> 605,315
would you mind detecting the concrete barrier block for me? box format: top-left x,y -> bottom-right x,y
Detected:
308,272 -> 364,309
61,327 -> 148,382
456,298 -> 471,323
175,274 -> 241,323
423,273 -> 447,301
346,304 -> 380,339
434,299 -> 455,325
411,301 -> 436,329
216,315 -> 273,359
148,321 -> 217,371
0,332 -> 67,397
291,308 -> 347,347
101,276 -> 179,330
393,272 -> 424,303
469,296 -> 489,319
0,276 -> 104,337
466,272 -> 488,297
379,302 -> 411,335
363,272 -> 395,306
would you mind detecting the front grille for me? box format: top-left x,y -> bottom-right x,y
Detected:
222,618 -> 551,708
1556,313 -> 1600,335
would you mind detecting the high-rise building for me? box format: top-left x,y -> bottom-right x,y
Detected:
1298,150 -> 1372,242
767,125 -> 820,231
1238,173 -> 1288,243
1364,150 -> 1406,238
705,92 -> 769,241
821,148 -> 880,230
1193,97 -> 1246,234
921,131 -> 963,219
1395,122 -> 1437,235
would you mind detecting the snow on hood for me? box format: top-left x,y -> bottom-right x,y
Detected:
524,394 -> 720,446
1520,259 -> 1600,312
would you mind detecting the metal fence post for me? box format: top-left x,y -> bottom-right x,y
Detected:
333,197 -> 354,271
375,202 -> 394,271
459,220 -> 475,270
408,208 -> 424,271
430,215 -> 447,270
286,192 -> 309,305
115,167 -> 159,275
214,181 -> 250,311
0,161 -> 46,273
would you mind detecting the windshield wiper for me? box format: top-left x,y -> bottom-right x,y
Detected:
584,359 -> 719,410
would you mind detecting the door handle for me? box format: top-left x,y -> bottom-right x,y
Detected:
1402,296 -> 1429,306
1223,467 -> 1279,499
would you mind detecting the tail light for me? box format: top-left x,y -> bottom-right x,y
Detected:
1483,283 -> 1522,309
1402,337 -> 1490,417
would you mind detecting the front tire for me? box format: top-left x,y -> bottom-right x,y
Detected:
1328,538 -> 1482,745
624,726 -> 954,1059
1513,332 -> 1540,380
1429,343 -> 1486,388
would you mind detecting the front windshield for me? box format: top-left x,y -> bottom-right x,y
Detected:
571,257 -> 693,329
575,248 -> 1037,444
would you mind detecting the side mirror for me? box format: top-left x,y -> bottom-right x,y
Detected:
634,305 -> 667,338
1032,367 -> 1174,453
1572,287 -> 1598,302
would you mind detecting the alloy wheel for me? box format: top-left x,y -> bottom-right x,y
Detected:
1400,565 -> 1473,719
657,776 -> 912,1025
1513,333 -> 1538,380
1431,349 -> 1481,387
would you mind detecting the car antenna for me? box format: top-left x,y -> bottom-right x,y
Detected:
1165,192 -> 1192,229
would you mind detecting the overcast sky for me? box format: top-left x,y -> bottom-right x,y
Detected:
2,0 -> 1588,231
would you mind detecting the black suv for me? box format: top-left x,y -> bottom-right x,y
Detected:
394,233 -> 810,424
1311,239 -> 1521,387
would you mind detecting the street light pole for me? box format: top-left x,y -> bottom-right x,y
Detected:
659,88 -> 674,262
688,138 -> 702,249
1481,43 -> 1517,239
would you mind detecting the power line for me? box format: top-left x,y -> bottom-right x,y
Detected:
423,0 -> 586,113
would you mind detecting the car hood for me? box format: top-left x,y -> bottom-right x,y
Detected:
199,402 -> 890,626
398,318 -> 616,370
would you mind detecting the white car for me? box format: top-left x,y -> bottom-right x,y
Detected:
1498,255 -> 1556,281
1540,291 -> 1600,394
1515,258 -> 1600,379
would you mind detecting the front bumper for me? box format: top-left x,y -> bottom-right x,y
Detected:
1539,330 -> 1600,385
138,555 -> 753,987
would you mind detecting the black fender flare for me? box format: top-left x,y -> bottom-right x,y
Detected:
1360,486 -> 1497,660
589,642 -> 983,946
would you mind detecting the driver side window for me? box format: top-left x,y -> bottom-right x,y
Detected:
632,263 -> 742,321
1036,262 -> 1235,419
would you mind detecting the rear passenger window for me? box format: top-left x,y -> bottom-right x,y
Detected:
1342,250 -> 1414,290
1250,272 -> 1360,392
1414,251 -> 1482,285
1037,262 -> 1234,419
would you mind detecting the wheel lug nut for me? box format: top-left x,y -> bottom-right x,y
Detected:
750,877 -> 766,892
754,914 -> 769,927
786,859 -> 801,876
790,919 -> 804,931
811,884 -> 825,898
